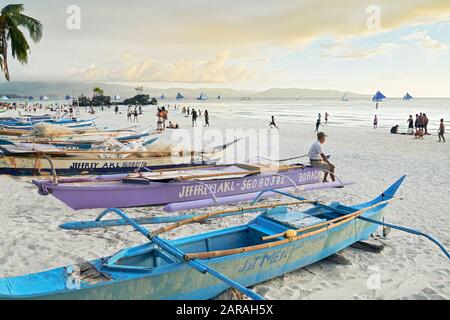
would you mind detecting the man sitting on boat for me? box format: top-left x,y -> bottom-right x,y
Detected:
308,132 -> 335,182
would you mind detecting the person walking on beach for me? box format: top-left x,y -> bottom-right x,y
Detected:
192,109 -> 198,127
423,113 -> 429,134
139,105 -> 142,115
414,114 -> 419,130
269,116 -> 279,129
133,107 -> 139,122
407,115 -> 414,135
324,112 -> 329,125
114,105 -> 119,115
373,115 -> 378,129
127,106 -> 132,122
438,119 -> 445,142
315,117 -> 323,132
376,102 -> 379,109
204,110 -> 210,127
308,132 -> 335,182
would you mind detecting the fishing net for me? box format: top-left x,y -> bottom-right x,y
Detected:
31,123 -> 75,137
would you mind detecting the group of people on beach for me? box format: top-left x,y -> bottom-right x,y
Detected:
153,105 -> 210,131
389,113 -> 445,142
315,112 -> 329,132
181,106 -> 210,127
126,105 -> 142,122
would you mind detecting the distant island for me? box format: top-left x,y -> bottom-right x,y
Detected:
0,81 -> 369,100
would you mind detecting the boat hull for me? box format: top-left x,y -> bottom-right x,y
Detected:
0,155 -> 211,176
0,210 -> 382,300
35,166 -> 323,210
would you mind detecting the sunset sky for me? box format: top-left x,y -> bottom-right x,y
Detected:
5,0 -> 450,96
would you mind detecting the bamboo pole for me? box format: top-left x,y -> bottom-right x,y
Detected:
151,200 -> 317,237
262,197 -> 402,241
184,197 -> 402,260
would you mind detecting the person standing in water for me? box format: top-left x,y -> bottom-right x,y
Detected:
308,132 -> 335,182
438,118 -> 445,142
269,116 -> 279,129
373,115 -> 378,129
204,110 -> 210,127
324,112 -> 329,125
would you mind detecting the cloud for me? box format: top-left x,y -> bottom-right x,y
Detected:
156,0 -> 450,48
320,40 -> 399,59
68,51 -> 261,83
402,31 -> 449,50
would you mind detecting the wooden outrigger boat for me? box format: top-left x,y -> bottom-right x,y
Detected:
0,140 -> 238,176
0,177 -> 410,300
0,132 -> 157,150
0,117 -> 97,130
32,163 -> 353,210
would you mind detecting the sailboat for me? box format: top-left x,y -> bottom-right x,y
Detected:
403,93 -> 413,101
197,93 -> 208,101
160,94 -> 166,100
372,91 -> 386,102
65,94 -> 71,101
114,94 -> 121,101
176,92 -> 184,100
217,95 -> 221,100
42,96 -> 49,101
341,93 -> 349,101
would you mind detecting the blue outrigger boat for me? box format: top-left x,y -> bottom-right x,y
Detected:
0,177 -> 404,299
0,176 -> 448,299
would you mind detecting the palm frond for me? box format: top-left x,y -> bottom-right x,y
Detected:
6,21 -> 30,64
1,4 -> 24,16
12,14 -> 43,42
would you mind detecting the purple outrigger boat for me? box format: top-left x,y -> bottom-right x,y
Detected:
33,163 -> 353,211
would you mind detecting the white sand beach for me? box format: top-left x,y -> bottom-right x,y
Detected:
0,103 -> 449,300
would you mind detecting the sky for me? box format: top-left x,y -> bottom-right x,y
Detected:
3,0 -> 450,97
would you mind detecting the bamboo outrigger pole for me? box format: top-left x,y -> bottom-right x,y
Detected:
184,197 -> 402,260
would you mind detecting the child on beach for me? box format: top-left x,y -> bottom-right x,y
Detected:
438,119 -> 445,142
324,112 -> 329,125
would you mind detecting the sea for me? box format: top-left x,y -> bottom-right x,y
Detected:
9,97 -> 450,132
168,98 -> 450,132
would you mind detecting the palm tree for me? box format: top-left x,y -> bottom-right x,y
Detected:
0,4 -> 43,81
135,86 -> 144,95
93,87 -> 104,97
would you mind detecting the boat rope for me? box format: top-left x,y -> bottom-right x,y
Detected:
359,217 -> 450,261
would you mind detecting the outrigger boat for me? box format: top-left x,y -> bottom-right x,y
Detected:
0,140 -> 237,176
33,163 -> 353,210
2,176 -> 436,300
0,130 -> 157,150
0,117 -> 97,130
